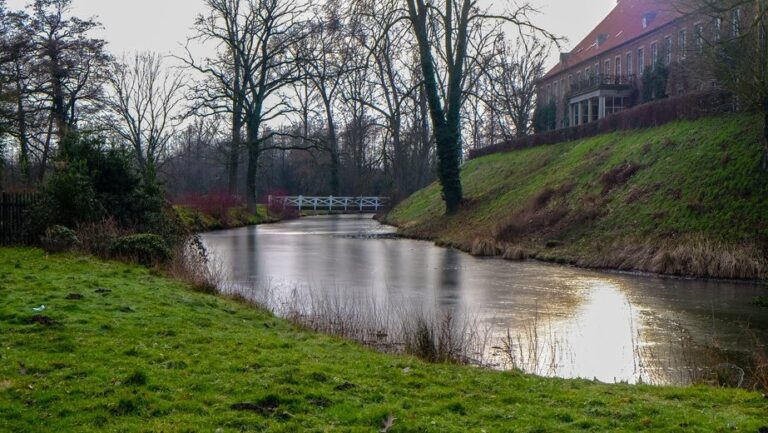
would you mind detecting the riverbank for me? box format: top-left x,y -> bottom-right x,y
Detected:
383,113 -> 768,280
1,248 -> 766,432
175,204 -> 278,232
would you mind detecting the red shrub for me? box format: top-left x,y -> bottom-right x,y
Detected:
174,191 -> 245,220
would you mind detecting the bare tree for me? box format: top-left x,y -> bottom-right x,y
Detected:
102,52 -> 186,182
675,0 -> 768,168
299,1 -> 356,195
488,35 -> 549,138
186,0 -> 309,206
404,0 -> 555,213
27,0 -> 108,179
184,0 -> 247,194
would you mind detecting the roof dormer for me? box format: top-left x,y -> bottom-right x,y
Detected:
642,11 -> 658,29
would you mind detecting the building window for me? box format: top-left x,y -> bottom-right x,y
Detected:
615,56 -> 621,77
731,7 -> 741,37
638,47 -> 645,74
604,59 -> 610,77
664,36 -> 672,65
713,17 -> 722,42
679,29 -> 687,60
651,42 -> 658,69
627,52 -> 633,76
694,23 -> 704,53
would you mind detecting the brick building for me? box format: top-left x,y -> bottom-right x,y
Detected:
536,0 -> 746,130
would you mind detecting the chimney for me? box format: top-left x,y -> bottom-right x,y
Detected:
560,52 -> 571,63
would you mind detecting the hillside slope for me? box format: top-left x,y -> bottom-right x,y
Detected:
385,113 -> 768,279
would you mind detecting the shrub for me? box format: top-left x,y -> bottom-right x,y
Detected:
41,225 -> 79,253
75,218 -> 129,258
533,100 -> 557,133
174,191 -> 245,222
109,234 -> 171,266
266,195 -> 300,220
32,161 -> 102,232
30,133 -> 185,250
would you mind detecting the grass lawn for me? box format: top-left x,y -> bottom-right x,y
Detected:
0,248 -> 766,432
384,113 -> 768,279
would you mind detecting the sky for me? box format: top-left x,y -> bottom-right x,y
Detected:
6,0 -> 617,71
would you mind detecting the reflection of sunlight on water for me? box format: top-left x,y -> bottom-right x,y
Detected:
560,279 -> 642,383
504,278 -> 648,383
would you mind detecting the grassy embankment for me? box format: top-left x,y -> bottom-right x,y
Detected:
384,113 -> 768,280
1,248 -> 767,432
174,204 -> 276,232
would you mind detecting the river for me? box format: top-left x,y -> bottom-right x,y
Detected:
201,214 -> 767,385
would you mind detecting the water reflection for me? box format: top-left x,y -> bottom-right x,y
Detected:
202,214 -> 767,384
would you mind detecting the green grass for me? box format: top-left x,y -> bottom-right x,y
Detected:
0,248 -> 766,432
385,113 -> 768,278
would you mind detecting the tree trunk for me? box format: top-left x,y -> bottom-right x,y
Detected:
38,116 -> 55,182
229,54 -> 243,194
327,130 -> 340,196
323,98 -> 340,196
391,118 -> 405,196
228,126 -> 241,194
15,85 -> 30,185
435,121 -> 464,214
763,110 -> 768,170
48,49 -> 68,143
415,85 -> 432,189
408,5 -> 463,214
245,122 -> 260,209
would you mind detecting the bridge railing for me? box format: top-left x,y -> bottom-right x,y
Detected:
268,196 -> 389,212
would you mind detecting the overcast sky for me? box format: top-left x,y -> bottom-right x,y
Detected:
6,0 -> 617,69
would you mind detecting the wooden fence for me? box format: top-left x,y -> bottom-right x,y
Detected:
0,192 -> 40,245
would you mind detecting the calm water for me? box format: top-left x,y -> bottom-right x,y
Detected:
201,214 -> 768,384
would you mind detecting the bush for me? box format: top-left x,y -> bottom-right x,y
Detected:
75,218 -> 129,258
34,162 -> 102,231
174,191 -> 244,222
533,100 -> 557,133
30,133 -> 187,252
41,225 -> 79,253
109,234 -> 171,266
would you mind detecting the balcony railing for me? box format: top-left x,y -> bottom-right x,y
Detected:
569,74 -> 637,96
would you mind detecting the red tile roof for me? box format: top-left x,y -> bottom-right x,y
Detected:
542,0 -> 683,80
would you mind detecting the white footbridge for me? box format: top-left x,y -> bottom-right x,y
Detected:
268,196 -> 389,213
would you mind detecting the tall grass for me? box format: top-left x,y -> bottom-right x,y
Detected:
174,245 -> 768,391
